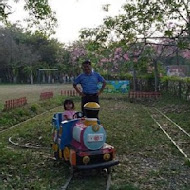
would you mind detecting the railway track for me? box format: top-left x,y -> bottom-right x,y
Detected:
60,168 -> 112,190
8,136 -> 50,150
5,106 -> 114,190
9,135 -> 113,190
145,106 -> 190,162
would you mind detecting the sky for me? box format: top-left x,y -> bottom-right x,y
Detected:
8,0 -> 126,44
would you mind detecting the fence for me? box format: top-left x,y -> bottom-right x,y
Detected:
129,91 -> 161,99
40,92 -> 54,100
4,97 -> 27,110
61,90 -> 80,96
161,79 -> 190,100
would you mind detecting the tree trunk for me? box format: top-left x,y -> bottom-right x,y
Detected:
48,74 -> 51,84
132,62 -> 137,91
42,73 -> 45,83
153,59 -> 159,92
178,81 -> 182,98
186,85 -> 190,100
165,80 -> 168,92
13,76 -> 17,83
30,71 -> 33,85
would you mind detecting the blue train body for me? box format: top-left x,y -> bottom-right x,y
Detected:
51,107 -> 119,170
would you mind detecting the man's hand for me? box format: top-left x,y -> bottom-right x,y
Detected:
80,92 -> 86,97
97,89 -> 103,96
73,84 -> 85,97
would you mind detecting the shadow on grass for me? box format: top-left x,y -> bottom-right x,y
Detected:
111,184 -> 139,190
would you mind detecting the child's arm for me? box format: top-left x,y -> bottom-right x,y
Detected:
63,114 -> 71,120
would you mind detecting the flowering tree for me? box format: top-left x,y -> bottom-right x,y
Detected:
79,0 -> 190,91
182,50 -> 190,59
97,46 -> 130,78
67,41 -> 88,76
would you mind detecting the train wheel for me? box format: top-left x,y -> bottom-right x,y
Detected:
63,147 -> 70,161
107,167 -> 111,174
59,149 -> 63,159
69,149 -> 76,166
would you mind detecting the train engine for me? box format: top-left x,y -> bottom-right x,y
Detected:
52,102 -> 119,170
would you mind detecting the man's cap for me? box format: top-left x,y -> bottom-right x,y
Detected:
82,60 -> 91,65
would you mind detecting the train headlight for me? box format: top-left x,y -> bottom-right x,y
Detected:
83,156 -> 90,164
103,153 -> 110,161
92,125 -> 100,132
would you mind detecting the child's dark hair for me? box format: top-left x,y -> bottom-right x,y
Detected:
63,99 -> 74,110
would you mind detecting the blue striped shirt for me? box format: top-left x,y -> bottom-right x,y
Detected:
73,72 -> 105,94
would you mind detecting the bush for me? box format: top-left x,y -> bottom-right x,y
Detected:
30,104 -> 39,113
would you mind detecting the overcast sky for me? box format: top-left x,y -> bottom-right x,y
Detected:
8,0 -> 126,44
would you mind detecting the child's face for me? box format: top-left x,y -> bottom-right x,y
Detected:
65,103 -> 73,110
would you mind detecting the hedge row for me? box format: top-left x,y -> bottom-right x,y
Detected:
161,76 -> 190,100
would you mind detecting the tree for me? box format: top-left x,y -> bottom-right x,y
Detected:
0,0 -> 57,35
22,45 -> 41,84
99,0 -> 190,47
0,25 -> 42,83
0,24 -> 62,83
67,41 -> 88,76
80,0 -> 190,90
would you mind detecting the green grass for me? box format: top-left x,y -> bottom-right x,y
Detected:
0,84 -> 73,112
0,95 -> 77,131
0,94 -> 190,189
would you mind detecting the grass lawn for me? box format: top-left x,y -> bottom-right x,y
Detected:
0,84 -> 73,111
0,93 -> 190,190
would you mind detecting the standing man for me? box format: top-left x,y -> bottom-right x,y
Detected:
73,60 -> 106,113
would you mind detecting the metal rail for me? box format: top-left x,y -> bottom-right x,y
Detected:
60,174 -> 73,190
106,172 -> 111,190
60,169 -> 112,190
9,136 -> 50,150
154,108 -> 190,138
145,107 -> 190,162
150,114 -> 190,162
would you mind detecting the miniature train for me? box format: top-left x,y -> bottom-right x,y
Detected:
51,102 -> 119,170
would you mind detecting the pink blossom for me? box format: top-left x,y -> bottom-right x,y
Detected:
123,53 -> 130,61
101,58 -> 109,62
114,47 -> 122,54
98,62 -> 103,66
134,51 -> 140,56
114,54 -> 120,59
167,21 -> 176,29
182,50 -> 190,59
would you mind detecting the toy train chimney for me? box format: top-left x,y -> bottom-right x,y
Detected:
83,102 -> 100,119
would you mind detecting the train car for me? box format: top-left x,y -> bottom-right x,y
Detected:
51,102 -> 119,171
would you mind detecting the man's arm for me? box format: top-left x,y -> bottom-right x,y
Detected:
73,84 -> 85,96
97,80 -> 106,96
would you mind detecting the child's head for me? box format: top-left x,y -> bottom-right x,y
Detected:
63,99 -> 74,110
